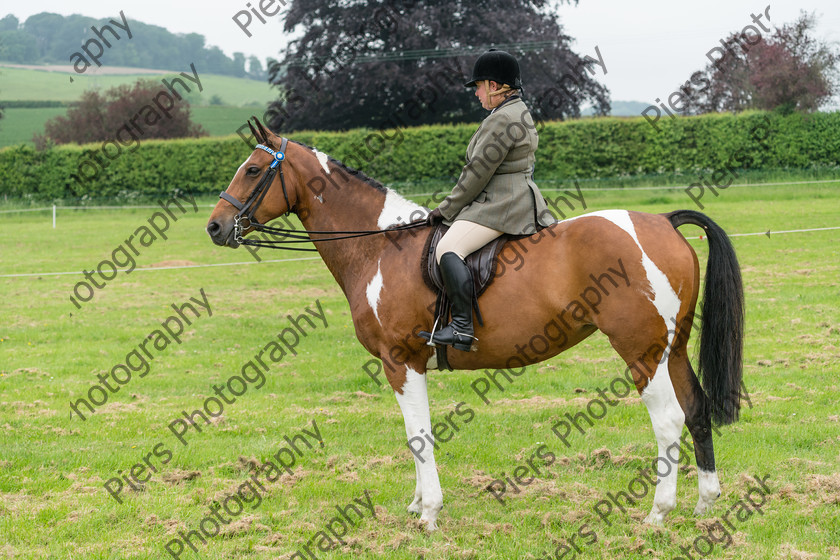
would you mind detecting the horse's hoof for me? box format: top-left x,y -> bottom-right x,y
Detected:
643,512 -> 665,526
694,498 -> 716,516
421,516 -> 438,531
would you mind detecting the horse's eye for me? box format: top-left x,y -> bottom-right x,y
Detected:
246,166 -> 260,176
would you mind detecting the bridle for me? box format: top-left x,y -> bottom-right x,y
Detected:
219,138 -> 292,245
219,138 -> 426,252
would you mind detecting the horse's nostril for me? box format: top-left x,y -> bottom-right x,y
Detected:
207,221 -> 221,236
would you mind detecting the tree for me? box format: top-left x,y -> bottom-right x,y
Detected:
0,15 -> 19,31
248,55 -> 266,80
182,33 -> 206,65
0,30 -> 39,63
232,52 -> 247,77
203,46 -> 233,75
682,12 -> 838,114
266,0 -> 610,131
22,12 -> 69,61
0,14 -> 35,63
11,12 -> 255,78
37,79 -> 206,146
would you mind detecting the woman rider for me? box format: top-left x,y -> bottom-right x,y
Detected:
419,49 -> 556,351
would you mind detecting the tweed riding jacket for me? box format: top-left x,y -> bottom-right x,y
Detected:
438,97 -> 556,234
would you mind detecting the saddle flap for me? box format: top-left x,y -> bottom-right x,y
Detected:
420,224 -> 532,371
421,224 -> 512,298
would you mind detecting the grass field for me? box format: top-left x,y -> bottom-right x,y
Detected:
0,107 -> 67,147
1,179 -> 839,559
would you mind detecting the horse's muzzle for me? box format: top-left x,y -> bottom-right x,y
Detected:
206,219 -> 240,248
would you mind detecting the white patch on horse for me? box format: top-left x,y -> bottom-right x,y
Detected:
378,189 -> 427,229
695,468 -> 721,515
394,367 -> 443,530
640,351 -> 685,525
578,209 -> 686,525
394,367 -> 430,438
366,260 -> 384,325
312,148 -> 330,175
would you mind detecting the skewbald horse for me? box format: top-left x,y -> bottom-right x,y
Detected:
206,119 -> 744,531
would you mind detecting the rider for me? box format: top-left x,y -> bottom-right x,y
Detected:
419,49 -> 556,351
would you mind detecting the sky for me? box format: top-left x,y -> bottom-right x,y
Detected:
6,0 -> 840,106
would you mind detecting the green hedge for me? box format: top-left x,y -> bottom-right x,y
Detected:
2,111 -> 839,202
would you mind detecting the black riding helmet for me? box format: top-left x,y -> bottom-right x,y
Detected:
464,49 -> 522,89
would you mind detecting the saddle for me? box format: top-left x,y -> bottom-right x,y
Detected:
420,224 -> 525,370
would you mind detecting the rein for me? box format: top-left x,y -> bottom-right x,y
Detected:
239,221 -> 429,252
219,139 -> 427,252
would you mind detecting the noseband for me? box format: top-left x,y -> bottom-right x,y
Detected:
219,138 -> 291,243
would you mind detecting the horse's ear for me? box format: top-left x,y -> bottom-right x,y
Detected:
254,117 -> 275,149
248,118 -> 262,145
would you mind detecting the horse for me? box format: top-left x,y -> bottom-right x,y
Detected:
206,118 -> 744,531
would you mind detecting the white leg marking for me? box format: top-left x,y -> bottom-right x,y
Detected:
365,260 -> 384,325
581,210 -> 687,525
407,457 -> 424,515
642,357 -> 685,525
394,367 -> 443,531
378,189 -> 428,229
695,468 -> 721,515
312,148 -> 331,174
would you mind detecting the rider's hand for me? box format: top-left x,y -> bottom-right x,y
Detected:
426,208 -> 444,226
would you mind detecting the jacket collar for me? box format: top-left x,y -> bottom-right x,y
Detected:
491,94 -> 521,114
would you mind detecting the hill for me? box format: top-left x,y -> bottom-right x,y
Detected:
0,65 -> 274,105
0,65 -> 276,147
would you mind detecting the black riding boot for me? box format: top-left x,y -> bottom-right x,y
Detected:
419,252 -> 476,352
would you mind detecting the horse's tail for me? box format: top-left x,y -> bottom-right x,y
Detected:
666,209 -> 744,425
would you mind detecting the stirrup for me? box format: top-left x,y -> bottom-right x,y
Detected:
424,317 -> 441,347
420,329 -> 478,352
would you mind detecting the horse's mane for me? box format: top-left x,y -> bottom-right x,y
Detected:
291,140 -> 389,195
